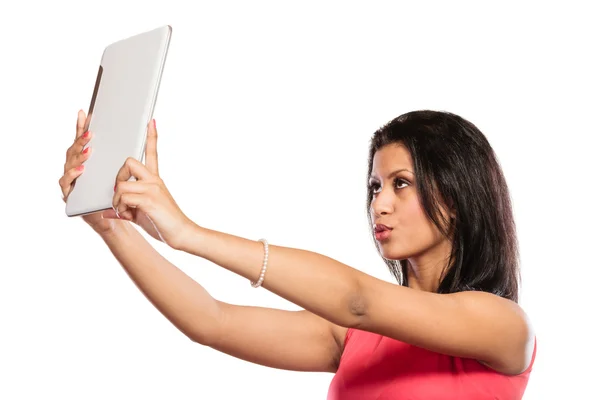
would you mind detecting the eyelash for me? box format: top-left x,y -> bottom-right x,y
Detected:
368,178 -> 408,194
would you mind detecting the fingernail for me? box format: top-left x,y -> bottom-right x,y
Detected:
83,147 -> 90,154
77,165 -> 84,171
114,184 -> 117,192
82,131 -> 90,138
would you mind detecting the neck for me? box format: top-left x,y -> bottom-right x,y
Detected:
406,241 -> 452,292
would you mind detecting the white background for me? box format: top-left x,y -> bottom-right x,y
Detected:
1,1 -> 597,398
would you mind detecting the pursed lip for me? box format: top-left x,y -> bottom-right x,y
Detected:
374,223 -> 393,233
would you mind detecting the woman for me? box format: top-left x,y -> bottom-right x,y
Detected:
59,109 -> 536,399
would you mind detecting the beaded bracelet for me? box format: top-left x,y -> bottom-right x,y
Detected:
251,238 -> 269,288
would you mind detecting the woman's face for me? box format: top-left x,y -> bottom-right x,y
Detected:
369,144 -> 450,261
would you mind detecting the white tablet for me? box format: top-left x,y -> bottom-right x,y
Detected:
65,25 -> 172,217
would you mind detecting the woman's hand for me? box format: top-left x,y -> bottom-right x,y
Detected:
109,120 -> 193,249
59,110 -> 121,235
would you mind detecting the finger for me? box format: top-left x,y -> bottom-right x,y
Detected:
75,109 -> 87,140
66,128 -> 92,155
101,208 -> 119,219
116,193 -> 149,217
59,164 -> 85,201
120,209 -> 134,221
145,119 -> 159,175
115,157 -> 155,185
65,135 -> 93,172
103,207 -> 133,221
113,180 -> 156,211
66,114 -> 92,163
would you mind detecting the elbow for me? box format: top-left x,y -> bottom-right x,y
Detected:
189,301 -> 227,347
187,324 -> 220,347
186,308 -> 226,347
186,328 -> 206,345
182,324 -> 211,346
344,280 -> 369,329
188,333 -> 212,347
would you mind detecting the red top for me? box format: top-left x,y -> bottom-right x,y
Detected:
328,328 -> 536,400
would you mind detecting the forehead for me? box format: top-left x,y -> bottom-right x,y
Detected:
371,144 -> 413,176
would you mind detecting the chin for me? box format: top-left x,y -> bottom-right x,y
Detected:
380,238 -> 418,259
379,245 -> 405,261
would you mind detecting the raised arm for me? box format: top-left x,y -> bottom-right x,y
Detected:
98,222 -> 347,373
107,119 -> 533,376
175,224 -> 535,376
60,111 -> 346,373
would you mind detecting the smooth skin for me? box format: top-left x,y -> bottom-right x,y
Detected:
60,110 -> 535,376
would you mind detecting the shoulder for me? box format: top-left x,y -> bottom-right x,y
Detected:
450,290 -> 526,318
450,290 -> 532,333
352,278 -> 535,376
451,291 -> 536,375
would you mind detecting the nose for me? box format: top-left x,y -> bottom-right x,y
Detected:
371,190 -> 393,217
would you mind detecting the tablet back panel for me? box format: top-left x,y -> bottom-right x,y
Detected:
65,25 -> 171,217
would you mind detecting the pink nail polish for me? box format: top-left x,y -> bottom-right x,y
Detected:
77,165 -> 84,171
83,147 -> 90,154
82,131 -> 90,138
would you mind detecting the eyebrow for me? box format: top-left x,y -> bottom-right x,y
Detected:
369,168 -> 414,180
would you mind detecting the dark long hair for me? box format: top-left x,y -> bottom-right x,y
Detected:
366,110 -> 520,302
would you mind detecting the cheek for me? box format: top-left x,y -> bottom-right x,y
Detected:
388,199 -> 440,254
399,196 -> 427,232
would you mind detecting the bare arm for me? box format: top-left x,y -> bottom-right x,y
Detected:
98,221 -> 346,372
212,304 -> 347,372
176,223 -> 534,376
61,110 -> 346,374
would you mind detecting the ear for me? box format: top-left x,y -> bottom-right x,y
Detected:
443,207 -> 456,237
449,210 -> 457,226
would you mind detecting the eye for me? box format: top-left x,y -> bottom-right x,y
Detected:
369,178 -> 408,194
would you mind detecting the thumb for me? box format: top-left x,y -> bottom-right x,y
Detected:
101,208 -> 119,219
